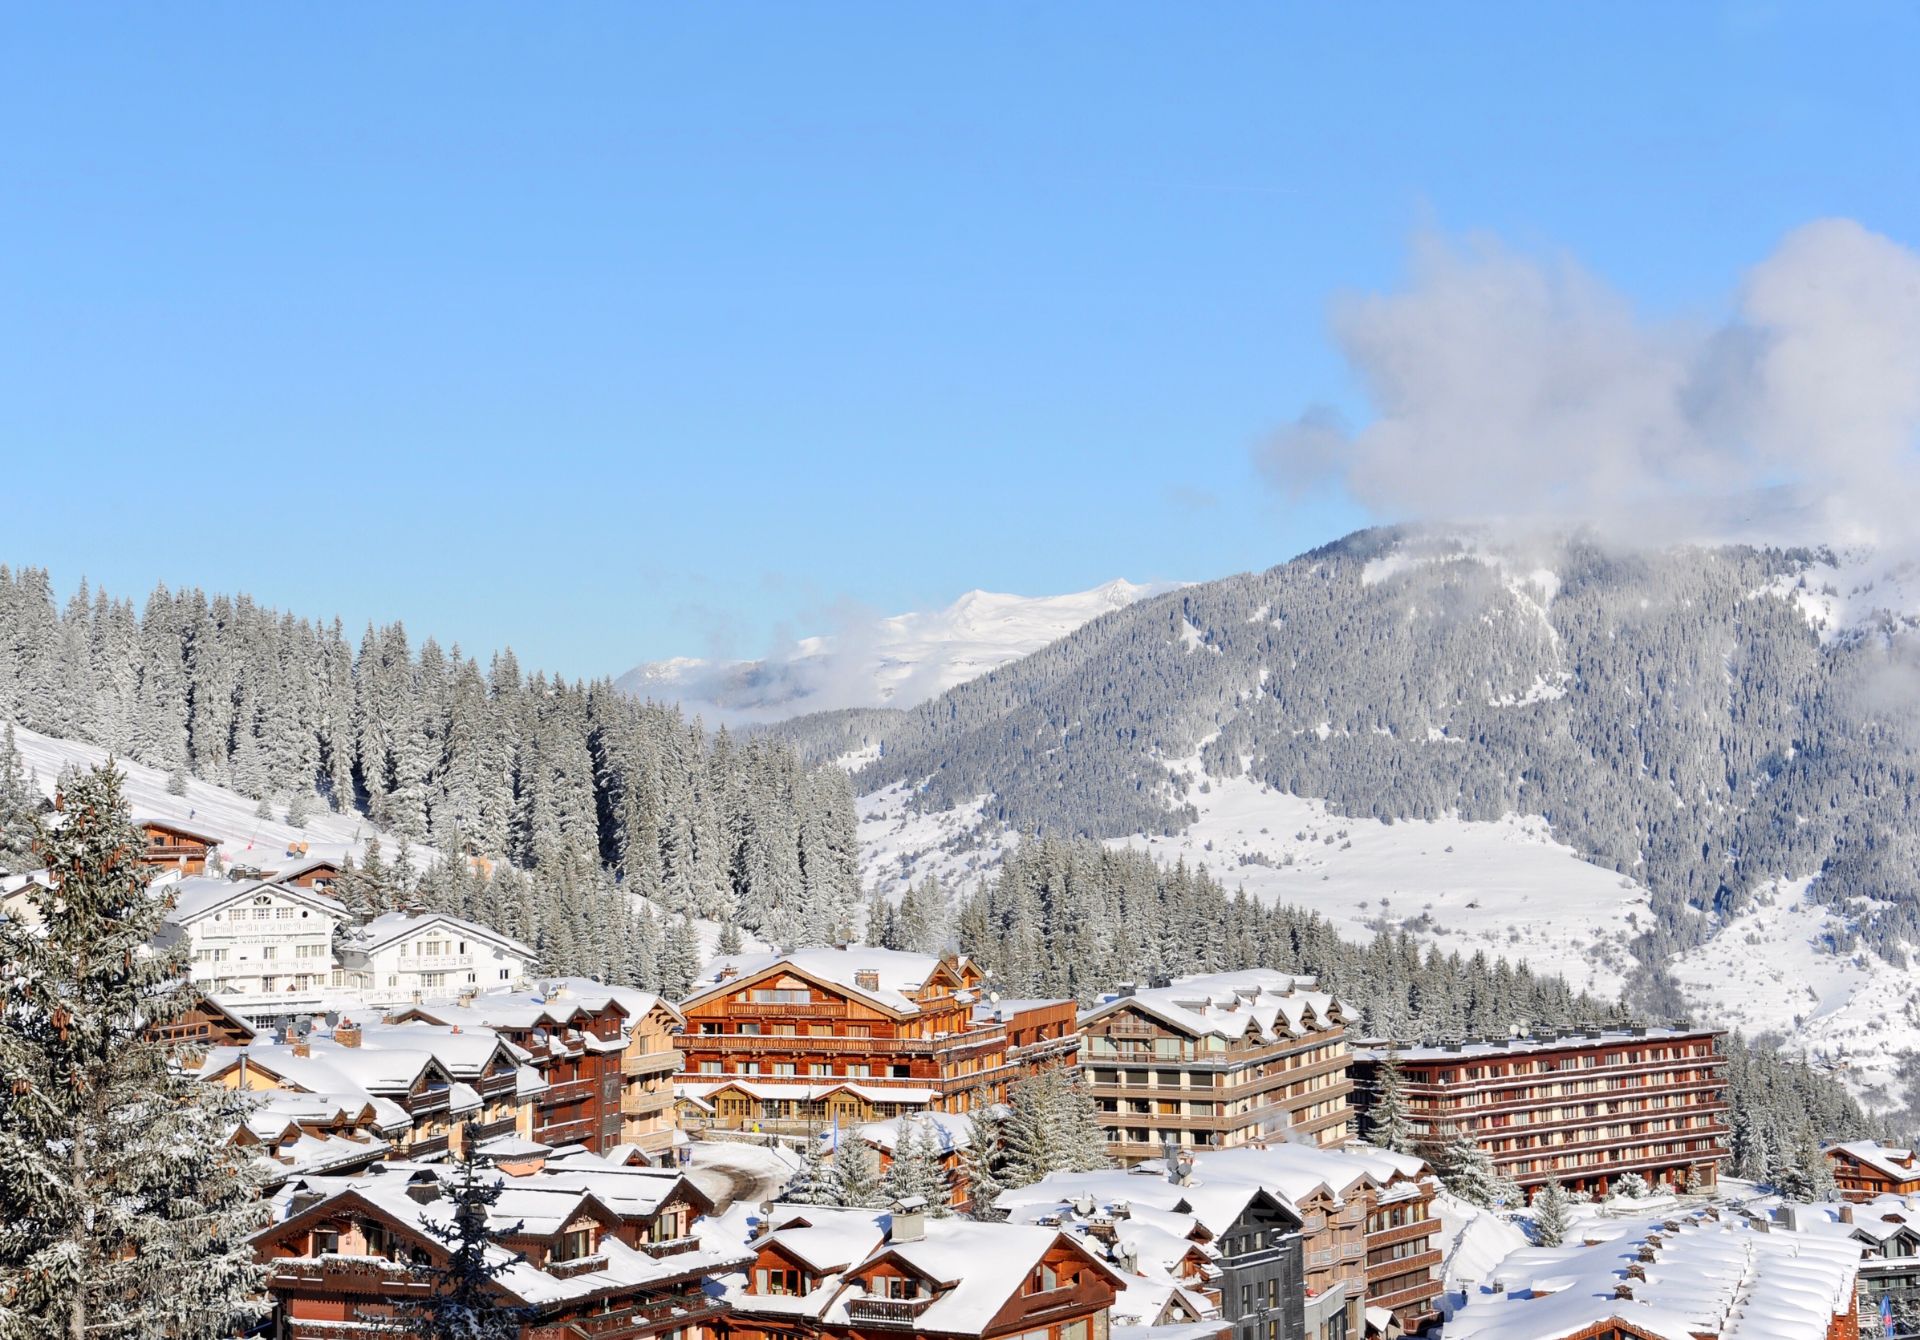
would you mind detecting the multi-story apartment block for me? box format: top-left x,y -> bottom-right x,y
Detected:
399,979 -> 684,1159
677,947 -> 1068,1132
1077,971 -> 1356,1164
336,909 -> 537,1006
722,1199 -> 1125,1340
1352,1026 -> 1728,1198
160,875 -> 350,1022
1827,1140 -> 1920,1203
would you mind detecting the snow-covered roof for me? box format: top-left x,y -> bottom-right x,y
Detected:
1080,970 -> 1350,1043
850,1110 -> 982,1156
349,910 -> 535,960
1826,1139 -> 1920,1181
1356,1024 -> 1715,1063
132,814 -> 224,844
162,874 -> 348,925
264,1168 -> 749,1308
1447,1209 -> 1863,1340
684,946 -> 968,1015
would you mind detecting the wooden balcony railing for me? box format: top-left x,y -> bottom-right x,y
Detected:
845,1296 -> 935,1327
548,1253 -> 609,1281
640,1235 -> 702,1260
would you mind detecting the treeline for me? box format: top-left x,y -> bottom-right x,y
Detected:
953,837 -> 1891,1182
847,529 -> 1920,960
0,567 -> 861,943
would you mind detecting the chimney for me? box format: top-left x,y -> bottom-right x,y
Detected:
291,1038 -> 311,1058
890,1196 -> 927,1244
335,1022 -> 362,1049
719,966 -> 739,982
855,970 -> 881,992
1840,1205 -> 1855,1225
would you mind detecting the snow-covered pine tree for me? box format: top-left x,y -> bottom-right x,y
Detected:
1529,1180 -> 1574,1247
660,915 -> 701,998
961,1106 -> 1010,1220
833,1134 -> 886,1208
0,724 -> 40,873
1608,1171 -> 1650,1201
399,1136 -> 534,1340
1364,1052 -> 1416,1153
788,1137 -> 841,1206
718,920 -> 744,956
881,1121 -> 952,1216
0,762 -> 269,1339
165,764 -> 189,797
1002,1069 -> 1113,1187
1430,1130 -> 1519,1209
286,788 -> 314,828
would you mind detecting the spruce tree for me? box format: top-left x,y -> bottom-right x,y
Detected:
1429,1130 -> 1519,1209
1364,1052 -> 1416,1153
400,1134 -> 533,1340
0,724 -> 39,873
788,1136 -> 841,1206
961,1106 -> 1010,1220
0,762 -> 268,1339
1530,1180 -> 1574,1247
1608,1171 -> 1650,1201
882,1121 -> 952,1216
718,920 -> 744,956
833,1134 -> 886,1208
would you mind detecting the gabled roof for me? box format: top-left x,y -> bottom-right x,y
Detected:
163,875 -> 348,925
132,814 -> 224,845
349,910 -> 535,960
1080,970 -> 1349,1043
683,947 -> 972,1016
1827,1139 -> 1920,1181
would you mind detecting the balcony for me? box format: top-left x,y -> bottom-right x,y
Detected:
287,1322 -> 410,1340
640,1235 -> 702,1260
1369,1219 -> 1438,1250
537,1291 -> 721,1339
846,1296 -> 935,1327
624,1048 -> 684,1076
622,1089 -> 676,1117
1368,1276 -> 1445,1312
407,1133 -> 451,1158
548,1254 -> 609,1281
400,953 -> 472,972
1368,1249 -> 1442,1280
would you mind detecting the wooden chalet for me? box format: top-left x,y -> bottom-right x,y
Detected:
1828,1141 -> 1920,1202
134,815 -> 222,875
678,947 -> 1065,1133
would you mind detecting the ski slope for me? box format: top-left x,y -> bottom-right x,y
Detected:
618,578 -> 1180,727
6,722 -> 436,871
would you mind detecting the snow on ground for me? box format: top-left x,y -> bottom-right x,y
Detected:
619,579 -> 1182,727
1120,765 -> 1650,1000
1671,877 -> 1919,1110
857,782 -> 1015,896
7,721 -> 437,871
1434,1191 -> 1529,1318
685,1140 -> 799,1214
1766,547 -> 1920,643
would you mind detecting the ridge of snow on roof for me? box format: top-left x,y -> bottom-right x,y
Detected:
1081,969 -> 1349,1043
1356,1024 -> 1715,1062
1448,1209 -> 1862,1340
685,946 -> 964,1014
350,909 -> 535,959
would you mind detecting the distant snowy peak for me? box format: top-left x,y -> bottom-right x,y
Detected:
616,578 -> 1180,726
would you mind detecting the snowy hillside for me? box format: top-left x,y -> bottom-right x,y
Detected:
7,722 -> 436,872
859,763 -> 1651,1001
617,579 -> 1179,727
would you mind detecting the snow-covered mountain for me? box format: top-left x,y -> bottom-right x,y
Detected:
840,528 -> 1920,1114
615,578 -> 1180,727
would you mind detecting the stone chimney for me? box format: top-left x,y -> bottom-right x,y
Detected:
334,1021 -> 362,1048
290,1038 -> 311,1058
890,1196 -> 927,1244
855,970 -> 881,992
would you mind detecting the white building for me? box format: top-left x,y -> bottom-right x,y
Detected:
160,876 -> 350,1020
337,910 -> 536,1007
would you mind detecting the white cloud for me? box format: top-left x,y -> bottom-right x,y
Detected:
1258,219 -> 1920,546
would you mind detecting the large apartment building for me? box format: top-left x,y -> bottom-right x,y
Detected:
1352,1025 -> 1728,1198
1076,970 -> 1356,1164
676,946 -> 1068,1132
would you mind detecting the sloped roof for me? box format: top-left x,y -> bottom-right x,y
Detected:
350,910 -> 535,959
1080,970 -> 1349,1043
163,874 -> 348,925
684,946 -> 968,1015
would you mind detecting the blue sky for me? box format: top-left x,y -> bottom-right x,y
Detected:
3,4 -> 1916,678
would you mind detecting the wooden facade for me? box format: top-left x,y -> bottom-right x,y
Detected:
136,817 -> 221,875
1828,1142 -> 1920,1203
1353,1027 -> 1728,1198
1077,973 -> 1355,1164
679,949 -> 1063,1132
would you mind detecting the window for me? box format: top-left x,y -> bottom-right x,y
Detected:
311,1225 -> 340,1256
553,1228 -> 594,1263
756,1267 -> 803,1296
1028,1263 -> 1059,1294
751,988 -> 810,1005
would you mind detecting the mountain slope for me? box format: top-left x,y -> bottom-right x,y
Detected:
833,528 -> 1920,1104
616,579 -> 1179,727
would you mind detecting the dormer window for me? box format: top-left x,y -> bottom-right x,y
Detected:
1027,1263 -> 1059,1294
553,1227 -> 595,1263
757,1267 -> 804,1295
